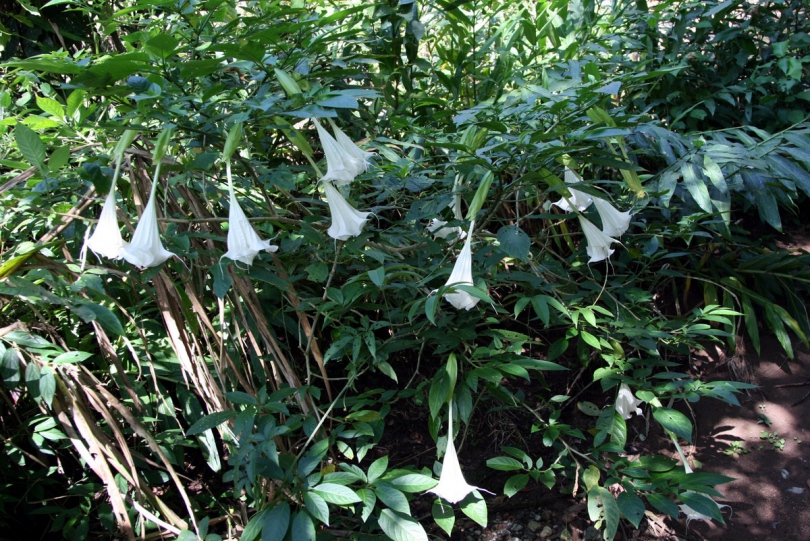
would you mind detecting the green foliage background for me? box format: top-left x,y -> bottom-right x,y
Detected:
0,0 -> 809,539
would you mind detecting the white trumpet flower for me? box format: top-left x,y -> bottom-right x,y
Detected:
329,118 -> 374,177
428,402 -> 493,504
322,181 -> 370,241
443,221 -> 480,310
120,181 -> 175,268
553,167 -> 592,212
579,216 -> 617,264
615,383 -> 643,420
593,198 -> 632,237
314,119 -> 363,186
85,184 -> 128,260
221,162 -> 277,265
427,218 -> 464,240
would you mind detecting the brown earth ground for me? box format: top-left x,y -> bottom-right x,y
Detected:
400,337 -> 810,541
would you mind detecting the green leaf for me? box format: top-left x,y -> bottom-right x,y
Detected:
145,34 -> 179,60
25,363 -> 41,400
223,123 -> 243,162
503,473 -> 529,497
617,491 -> 645,528
496,225 -> 530,261
186,411 -> 236,436
53,351 -> 93,365
36,96 -> 64,120
432,499 -> 455,536
1,349 -> 21,385
681,162 -> 712,213
428,371 -> 451,419
212,264 -> 233,298
240,507 -> 268,541
388,473 -> 438,493
261,502 -> 290,541
48,145 -> 70,171
367,456 -> 388,483
75,302 -> 125,336
14,123 -> 47,172
312,483 -> 361,505
679,491 -> 724,522
274,68 -> 302,96
589,486 -> 619,541
290,511 -> 315,541
303,492 -> 329,526
467,171 -> 494,220
459,491 -> 487,527
357,488 -> 376,523
646,493 -> 679,519
653,407 -> 693,443
486,456 -> 524,471
582,465 -> 600,491
39,366 -> 55,407
374,483 -> 410,515
377,509 -> 428,541
369,266 -> 385,288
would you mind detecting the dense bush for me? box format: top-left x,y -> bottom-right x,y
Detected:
0,1 -> 808,540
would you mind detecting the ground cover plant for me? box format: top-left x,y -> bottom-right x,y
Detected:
0,0 -> 809,540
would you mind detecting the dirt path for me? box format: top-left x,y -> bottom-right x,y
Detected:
688,341 -> 810,541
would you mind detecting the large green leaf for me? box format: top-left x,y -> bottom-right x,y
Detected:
653,407 -> 693,443
378,509 -> 428,541
14,123 -> 47,173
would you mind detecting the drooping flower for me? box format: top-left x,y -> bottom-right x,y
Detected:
322,181 -> 370,241
120,181 -> 175,268
328,118 -> 374,177
443,221 -> 480,310
428,402 -> 493,504
615,383 -> 643,420
427,175 -> 467,241
427,218 -> 464,240
579,215 -> 617,264
85,182 -> 128,260
593,198 -> 632,238
222,161 -> 277,265
552,167 -> 593,212
313,119 -> 364,186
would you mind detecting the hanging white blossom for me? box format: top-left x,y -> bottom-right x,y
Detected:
579,216 -> 617,264
85,184 -> 128,260
329,118 -> 374,177
427,402 -> 493,504
120,182 -> 175,268
615,383 -> 643,420
313,119 -> 363,186
443,221 -> 480,310
322,181 -> 370,241
593,198 -> 632,237
221,162 -> 277,265
553,167 -> 593,212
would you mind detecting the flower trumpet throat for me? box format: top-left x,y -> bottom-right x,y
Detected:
552,167 -> 593,212
592,197 -> 632,237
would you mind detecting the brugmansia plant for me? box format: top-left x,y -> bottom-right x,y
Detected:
0,0 -> 807,541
